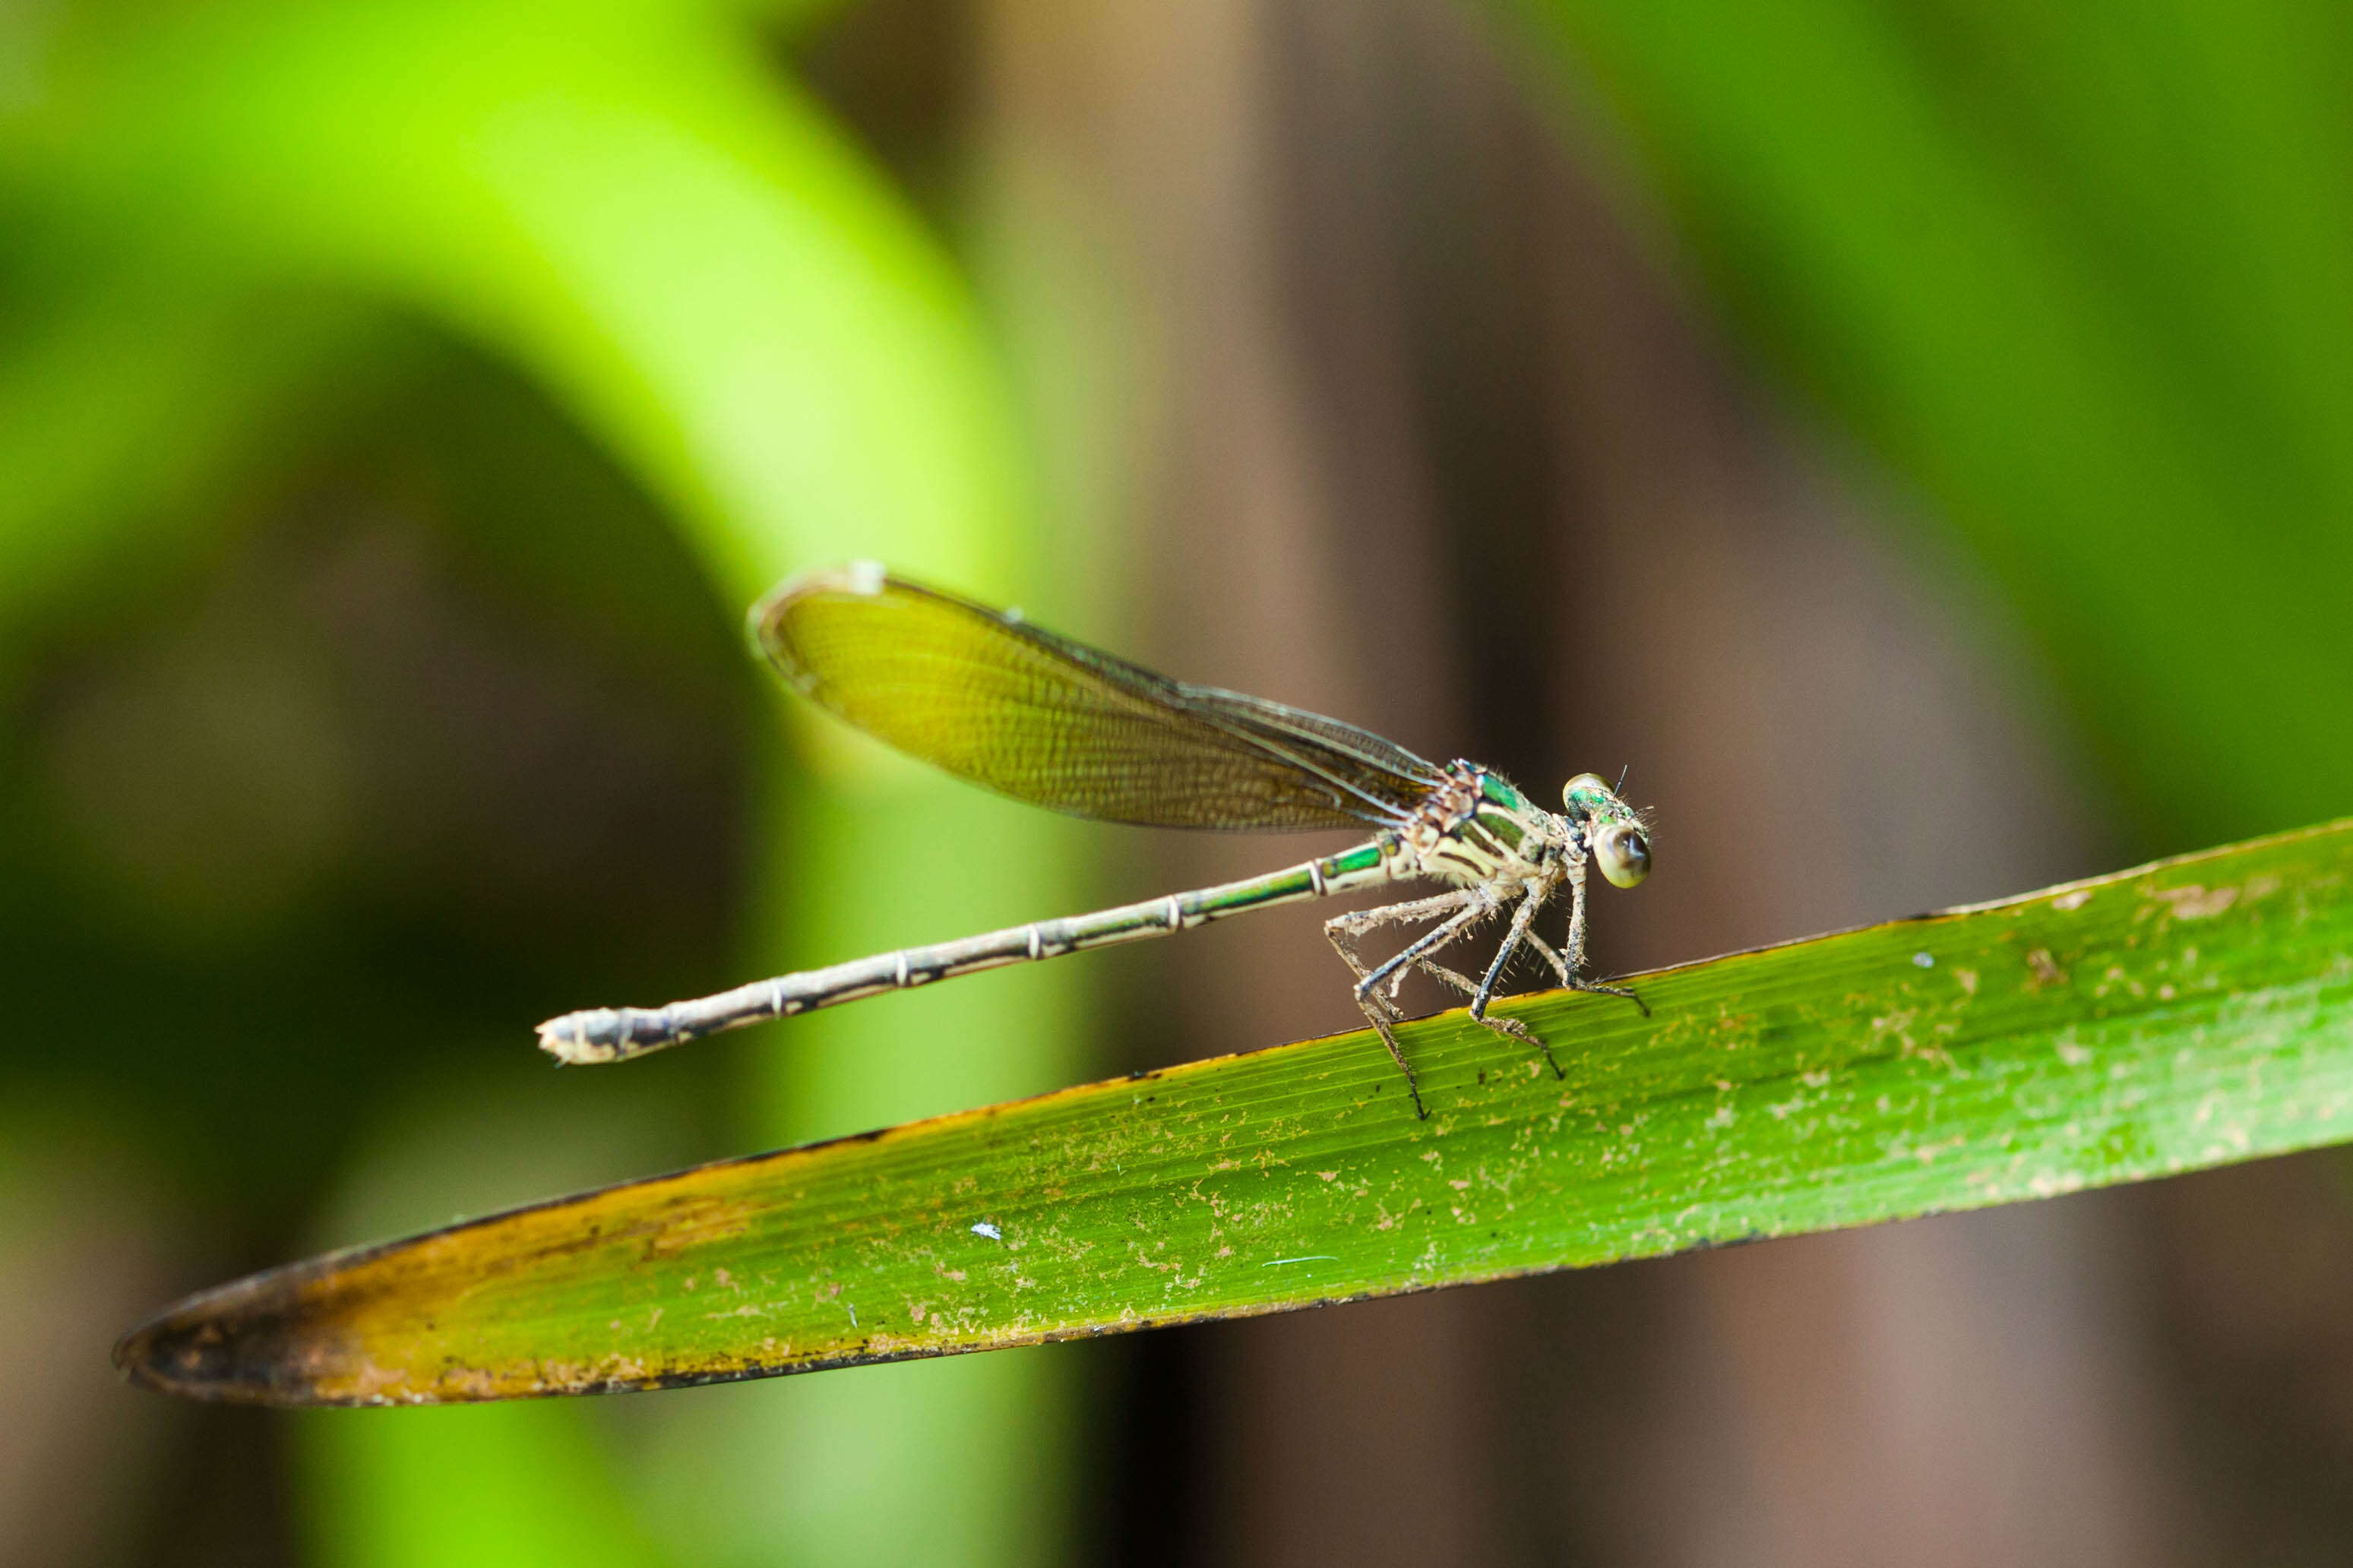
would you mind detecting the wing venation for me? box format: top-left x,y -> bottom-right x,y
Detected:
751,567 -> 1441,831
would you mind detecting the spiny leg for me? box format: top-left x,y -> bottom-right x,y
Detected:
1327,888 -> 1479,951
1360,887 -> 1564,1077
1418,903 -> 1585,1054
1403,956 -> 1483,1003
1562,865 -> 1649,1016
1340,911 -> 1486,1005
1327,896 -> 1494,1120
1324,890 -> 1475,1118
1375,909 -> 1490,1001
1324,890 -> 1477,1023
1327,888 -> 1479,934
1523,931 -> 1573,988
1375,936 -> 1504,1016
1467,887 -> 1566,1078
1356,898 -> 1494,1001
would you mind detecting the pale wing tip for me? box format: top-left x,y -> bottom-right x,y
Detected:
750,561 -> 892,618
745,561 -> 900,667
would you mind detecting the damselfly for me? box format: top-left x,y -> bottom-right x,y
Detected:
537,563 -> 1652,1116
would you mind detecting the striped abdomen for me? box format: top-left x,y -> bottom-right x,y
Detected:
538,836 -> 1399,1064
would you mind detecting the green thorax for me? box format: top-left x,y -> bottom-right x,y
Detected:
1450,766 -> 1558,863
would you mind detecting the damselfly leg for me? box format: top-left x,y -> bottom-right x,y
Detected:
1559,861 -> 1649,1016
1466,887 -> 1569,1080
1325,882 -> 1573,1114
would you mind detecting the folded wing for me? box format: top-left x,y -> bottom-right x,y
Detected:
754,566 -> 1442,831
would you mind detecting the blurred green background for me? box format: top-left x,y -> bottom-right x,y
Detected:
7,0 -> 2353,1562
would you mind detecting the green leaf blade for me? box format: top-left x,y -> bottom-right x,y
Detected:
119,819 -> 2353,1405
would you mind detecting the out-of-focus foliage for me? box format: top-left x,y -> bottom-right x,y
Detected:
1,0 -> 1083,1563
1513,0 -> 2353,848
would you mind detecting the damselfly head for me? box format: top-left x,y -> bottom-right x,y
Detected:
1562,773 -> 1652,890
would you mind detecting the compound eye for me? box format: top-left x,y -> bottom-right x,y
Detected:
1562,773 -> 1608,812
1594,823 -> 1651,889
